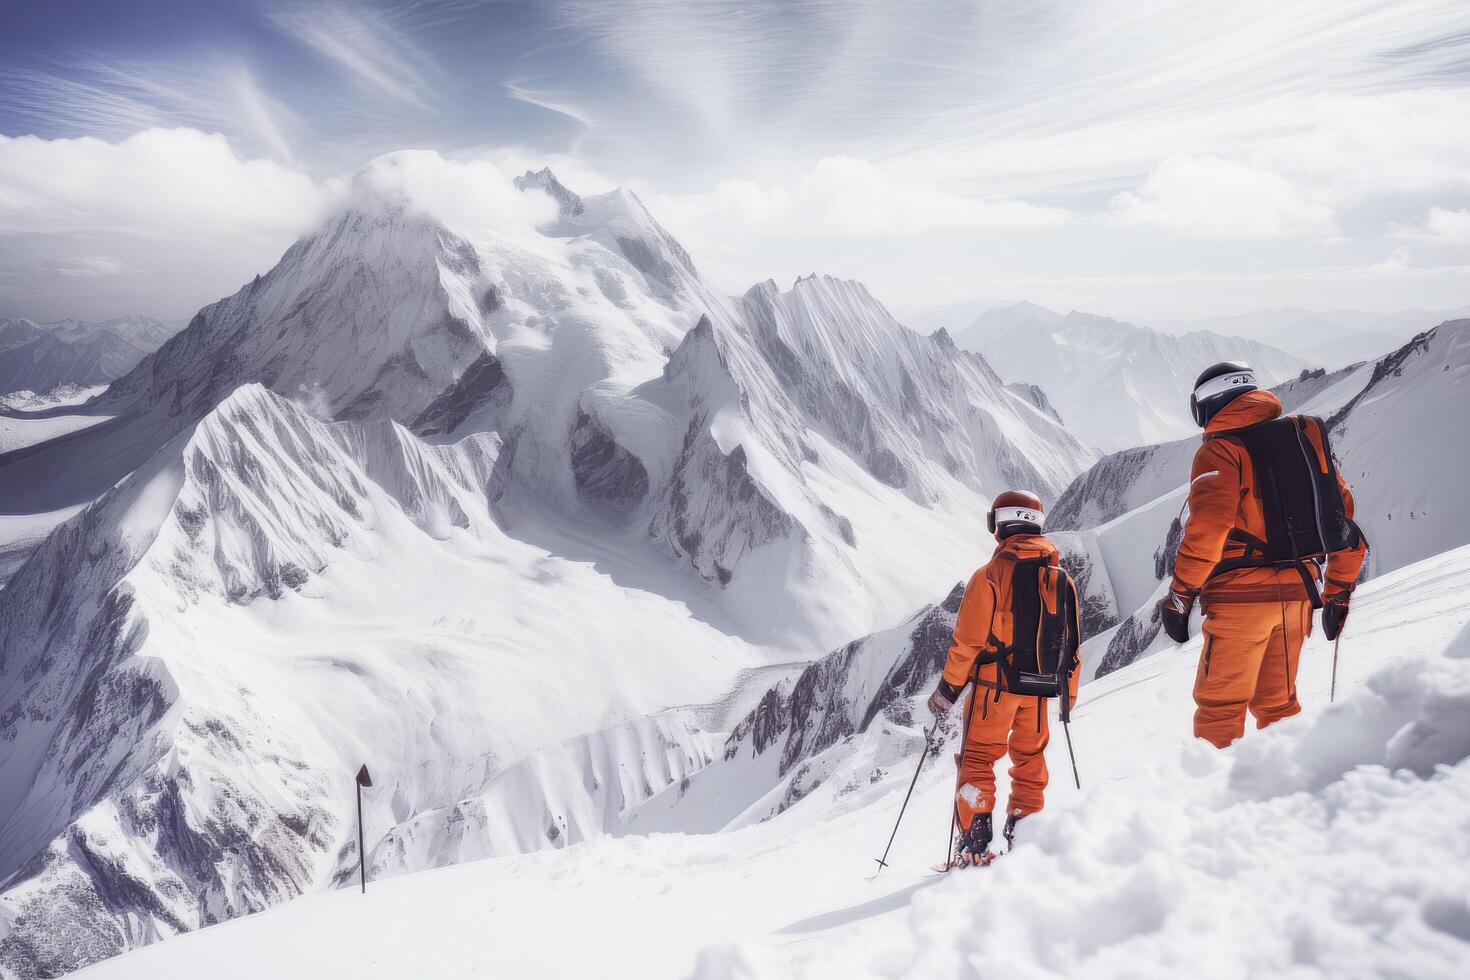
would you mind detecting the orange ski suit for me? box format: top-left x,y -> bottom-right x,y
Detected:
1170,391 -> 1367,748
941,534 -> 1079,827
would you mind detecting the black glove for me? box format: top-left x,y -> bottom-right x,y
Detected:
1322,594 -> 1350,641
927,679 -> 962,717
1159,589 -> 1194,644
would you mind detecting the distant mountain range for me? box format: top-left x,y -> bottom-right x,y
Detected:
950,301 -> 1305,451
901,298 -> 1467,372
0,314 -> 178,396
1154,306 -> 1470,369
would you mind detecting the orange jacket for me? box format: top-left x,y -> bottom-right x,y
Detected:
1170,391 -> 1367,604
942,534 -> 1081,698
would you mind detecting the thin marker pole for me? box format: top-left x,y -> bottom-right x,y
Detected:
355,764 -> 373,894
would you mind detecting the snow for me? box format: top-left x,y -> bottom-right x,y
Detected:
0,506 -> 85,587
0,407 -> 112,453
74,544 -> 1470,980
0,384 -> 107,411
1327,323 -> 1470,578
0,406 -> 83,455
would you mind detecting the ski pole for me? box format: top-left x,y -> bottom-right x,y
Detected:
944,665 -> 984,870
1330,634 -> 1341,703
1058,672 -> 1080,790
873,726 -> 934,874
1061,718 -> 1081,789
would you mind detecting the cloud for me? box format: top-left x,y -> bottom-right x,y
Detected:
266,3 -> 438,112
0,128 -> 330,239
349,150 -> 559,234
650,156 -> 1069,243
1369,247 -> 1414,274
1260,90 -> 1470,202
1107,155 -> 1336,238
0,133 -> 576,320
42,256 -> 125,278
0,60 -> 300,164
450,145 -> 619,197
1106,90 -> 1470,240
1423,208 -> 1470,242
554,0 -> 1470,193
0,128 -> 335,320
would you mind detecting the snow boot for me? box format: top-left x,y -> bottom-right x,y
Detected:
1004,811 -> 1025,851
954,812 -> 995,867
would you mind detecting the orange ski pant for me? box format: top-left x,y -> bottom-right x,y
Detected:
1194,599 -> 1312,748
954,689 -> 1049,829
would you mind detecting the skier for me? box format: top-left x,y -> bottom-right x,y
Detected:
927,490 -> 1082,867
1160,362 -> 1367,748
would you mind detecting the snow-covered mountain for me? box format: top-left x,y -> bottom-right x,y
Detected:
1049,320 -> 1470,681
953,302 -> 1306,451
0,158 -> 1094,977
0,315 -> 176,396
1159,305 -> 1470,369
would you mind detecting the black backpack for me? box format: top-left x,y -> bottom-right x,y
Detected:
985,557 -> 1083,722
1213,415 -> 1366,604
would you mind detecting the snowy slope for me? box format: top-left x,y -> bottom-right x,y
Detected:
0,316 -> 175,396
75,544 -> 1470,980
954,303 -> 1306,451
1327,322 -> 1470,577
0,385 -> 764,978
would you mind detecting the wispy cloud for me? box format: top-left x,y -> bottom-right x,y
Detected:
0,58 -> 300,162
554,0 -> 1470,192
266,3 -> 440,113
42,255 -> 125,278
504,81 -> 595,130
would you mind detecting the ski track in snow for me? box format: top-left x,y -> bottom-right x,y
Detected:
76,545 -> 1470,980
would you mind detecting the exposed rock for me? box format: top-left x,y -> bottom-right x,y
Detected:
569,410 -> 650,519
1006,381 -> 1065,425
514,167 -> 585,219
411,353 -> 511,438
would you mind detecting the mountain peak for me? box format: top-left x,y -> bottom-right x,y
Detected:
514,167 -> 585,219
1008,300 -> 1060,319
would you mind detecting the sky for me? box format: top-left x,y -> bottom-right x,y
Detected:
2,0 -> 1469,326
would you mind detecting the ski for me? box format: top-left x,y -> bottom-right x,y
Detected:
930,850 -> 1000,873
